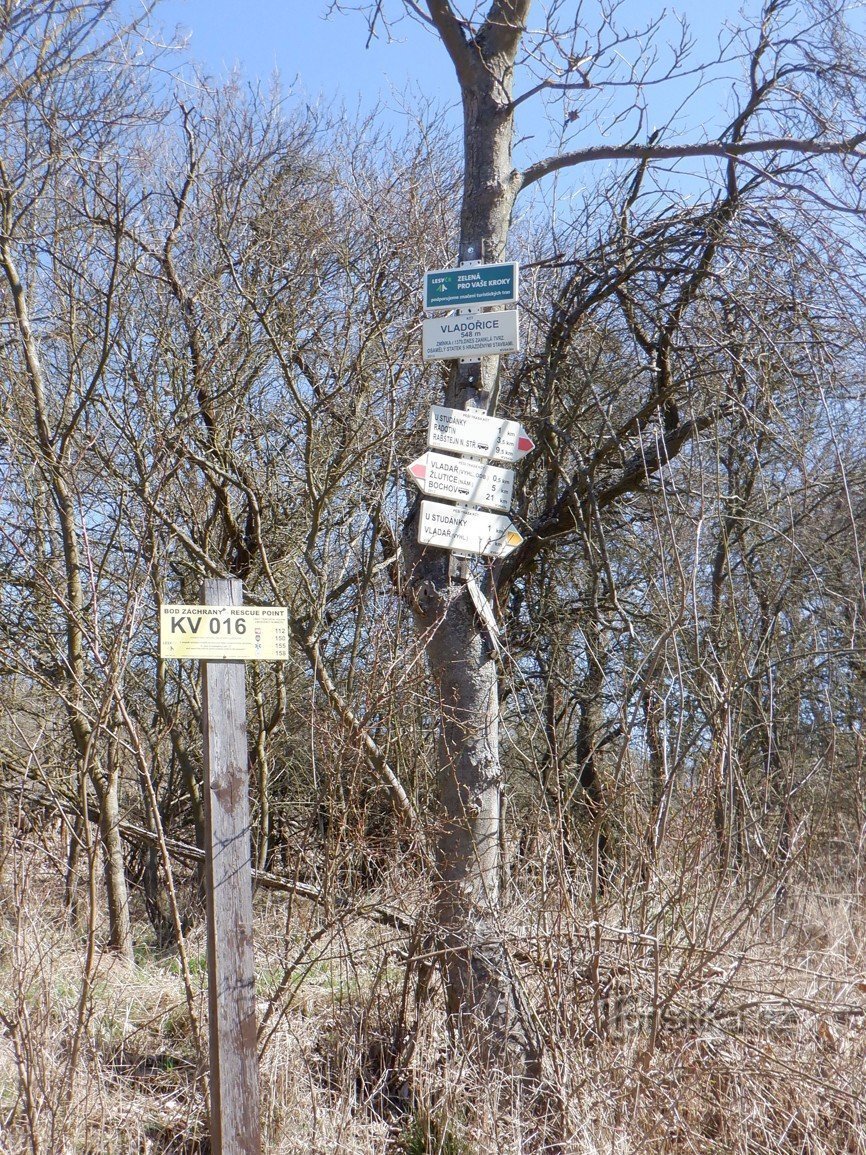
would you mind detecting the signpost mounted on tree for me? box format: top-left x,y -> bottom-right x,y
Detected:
415,260 -> 529,573
367,0 -> 866,1081
410,222 -> 534,1057
160,583 -> 288,1155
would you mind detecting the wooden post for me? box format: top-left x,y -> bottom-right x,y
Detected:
201,578 -> 261,1155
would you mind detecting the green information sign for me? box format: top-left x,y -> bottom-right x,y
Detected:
424,262 -> 518,310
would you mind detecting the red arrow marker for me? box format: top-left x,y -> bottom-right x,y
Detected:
409,461 -> 427,480
517,434 -> 534,454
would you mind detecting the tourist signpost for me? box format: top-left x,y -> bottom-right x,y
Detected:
418,500 -> 523,558
422,309 -> 519,361
415,257 -> 530,635
406,451 -> 515,511
427,404 -> 534,462
159,584 -> 276,1155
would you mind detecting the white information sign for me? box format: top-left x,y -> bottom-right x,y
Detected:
160,605 -> 289,661
418,500 -> 523,558
422,309 -> 519,361
407,451 -> 515,511
427,405 -> 534,462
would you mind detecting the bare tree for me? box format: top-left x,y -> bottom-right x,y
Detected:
0,0 -> 165,958
339,0 -> 866,1066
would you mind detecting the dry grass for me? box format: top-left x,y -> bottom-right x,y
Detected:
2,825 -> 866,1154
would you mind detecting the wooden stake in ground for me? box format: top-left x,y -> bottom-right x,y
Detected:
201,578 -> 261,1155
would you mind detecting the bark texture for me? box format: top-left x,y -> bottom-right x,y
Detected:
403,0 -> 533,1065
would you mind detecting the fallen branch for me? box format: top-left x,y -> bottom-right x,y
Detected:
0,773 -> 413,931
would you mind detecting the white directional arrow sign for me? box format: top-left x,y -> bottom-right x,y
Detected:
427,405 -> 534,462
407,451 -> 515,512
418,500 -> 524,558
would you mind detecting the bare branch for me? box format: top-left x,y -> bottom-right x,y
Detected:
519,130 -> 866,190
424,0 -> 475,85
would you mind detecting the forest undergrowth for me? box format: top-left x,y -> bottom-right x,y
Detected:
1,810 -> 865,1155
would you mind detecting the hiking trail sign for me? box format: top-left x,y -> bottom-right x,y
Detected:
423,261 -> 518,310
418,500 -> 523,558
422,309 -> 519,361
414,258 -> 529,563
407,451 -> 515,511
427,405 -> 534,462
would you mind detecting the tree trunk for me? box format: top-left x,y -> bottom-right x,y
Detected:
1,233 -> 133,958
404,0 -> 533,1065
403,541 -> 514,1055
573,618 -> 608,892
93,770 -> 134,960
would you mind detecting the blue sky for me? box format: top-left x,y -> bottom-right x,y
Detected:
154,2 -> 454,112
151,1 -> 743,157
